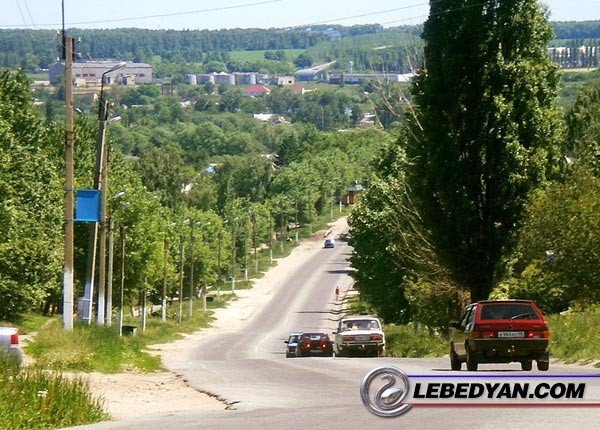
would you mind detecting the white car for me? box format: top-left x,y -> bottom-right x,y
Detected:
0,326 -> 22,365
333,315 -> 385,357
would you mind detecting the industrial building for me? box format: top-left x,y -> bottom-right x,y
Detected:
48,61 -> 153,85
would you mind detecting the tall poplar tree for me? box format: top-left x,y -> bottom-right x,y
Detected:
407,0 -> 564,301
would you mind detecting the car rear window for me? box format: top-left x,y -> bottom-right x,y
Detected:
480,304 -> 539,320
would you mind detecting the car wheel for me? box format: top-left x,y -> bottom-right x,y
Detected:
450,346 -> 462,371
466,345 -> 478,371
521,361 -> 533,371
378,347 -> 385,358
537,360 -> 549,371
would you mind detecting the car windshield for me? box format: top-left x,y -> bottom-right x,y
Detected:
342,320 -> 380,330
288,335 -> 299,342
480,304 -> 538,320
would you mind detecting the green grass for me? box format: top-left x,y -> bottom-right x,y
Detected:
546,305 -> 600,366
0,355 -> 107,430
384,323 -> 447,358
26,295 -> 233,373
1,312 -> 55,335
229,49 -> 304,62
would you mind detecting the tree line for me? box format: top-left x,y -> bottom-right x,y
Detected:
0,69 -> 393,322
349,0 -> 600,330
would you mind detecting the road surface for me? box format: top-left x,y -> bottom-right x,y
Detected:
74,228 -> 600,430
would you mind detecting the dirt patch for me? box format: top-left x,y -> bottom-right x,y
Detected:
84,372 -> 225,420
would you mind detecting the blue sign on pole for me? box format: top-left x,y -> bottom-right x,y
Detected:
75,189 -> 101,222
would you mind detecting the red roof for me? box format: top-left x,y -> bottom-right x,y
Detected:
243,85 -> 270,95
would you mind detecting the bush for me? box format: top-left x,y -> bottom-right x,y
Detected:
384,323 -> 447,357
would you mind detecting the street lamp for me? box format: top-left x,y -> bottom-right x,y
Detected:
82,61 -> 127,325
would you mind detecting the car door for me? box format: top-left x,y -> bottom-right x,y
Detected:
452,305 -> 474,357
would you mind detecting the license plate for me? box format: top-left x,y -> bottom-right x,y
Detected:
310,350 -> 323,353
498,331 -> 524,338
355,335 -> 370,341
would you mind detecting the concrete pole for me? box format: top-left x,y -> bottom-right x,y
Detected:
82,99 -> 108,324
105,217 -> 114,327
188,227 -> 194,319
62,34 -> 74,330
118,225 -> 125,336
97,142 -> 109,325
178,232 -> 185,324
161,236 -> 168,322
216,230 -> 222,300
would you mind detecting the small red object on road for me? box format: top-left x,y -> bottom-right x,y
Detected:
335,286 -> 340,299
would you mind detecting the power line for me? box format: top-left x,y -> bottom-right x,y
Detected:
0,0 -> 284,28
380,1 -> 490,26
22,0 -> 38,29
304,2 -> 429,26
15,0 -> 29,28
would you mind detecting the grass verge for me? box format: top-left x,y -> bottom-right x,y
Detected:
26,295 -> 232,373
0,354 -> 107,430
546,305 -> 600,366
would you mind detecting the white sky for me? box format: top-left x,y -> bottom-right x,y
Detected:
1,1 -> 599,30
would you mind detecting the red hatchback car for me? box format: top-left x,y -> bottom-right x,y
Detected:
450,300 -> 550,371
295,333 -> 334,357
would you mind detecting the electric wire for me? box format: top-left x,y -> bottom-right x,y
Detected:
0,0 -> 284,28
22,0 -> 38,29
15,0 -> 29,28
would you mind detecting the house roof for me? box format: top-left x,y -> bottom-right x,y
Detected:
243,85 -> 271,95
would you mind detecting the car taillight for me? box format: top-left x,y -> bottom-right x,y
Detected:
527,330 -> 550,339
370,335 -> 382,341
321,343 -> 327,348
10,333 -> 19,346
342,336 -> 354,342
472,330 -> 495,339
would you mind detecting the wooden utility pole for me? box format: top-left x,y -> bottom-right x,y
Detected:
63,34 -> 74,330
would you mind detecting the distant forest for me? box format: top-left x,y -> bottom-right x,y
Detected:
0,21 -> 598,72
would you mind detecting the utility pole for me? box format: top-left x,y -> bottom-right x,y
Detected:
231,220 -> 236,294
217,229 -> 222,301
82,98 -> 107,325
161,236 -> 168,322
105,217 -> 114,327
118,225 -> 126,336
82,62 -> 125,325
268,211 -> 273,265
178,231 -> 185,324
62,34 -> 74,330
97,140 -> 109,325
294,200 -> 299,245
252,211 -> 258,275
307,186 -> 312,236
188,225 -> 195,320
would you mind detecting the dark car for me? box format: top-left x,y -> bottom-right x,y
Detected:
449,300 -> 550,371
323,238 -> 335,248
284,332 -> 302,358
295,333 -> 334,357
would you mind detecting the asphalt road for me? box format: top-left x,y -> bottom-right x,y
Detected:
75,234 -> 600,430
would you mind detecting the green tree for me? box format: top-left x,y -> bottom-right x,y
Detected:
566,81 -> 600,174
0,70 -> 63,320
407,0 -> 564,301
294,53 -> 313,68
507,167 -> 600,311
